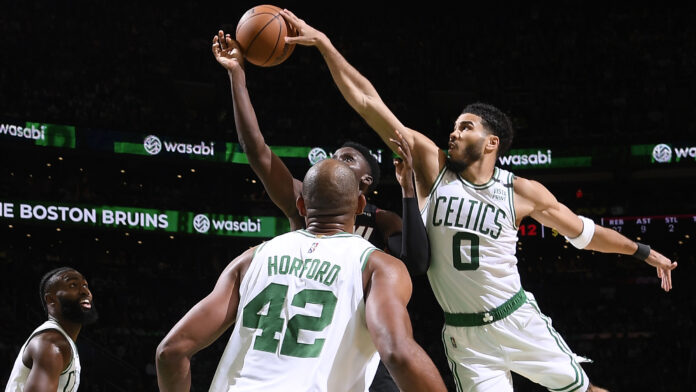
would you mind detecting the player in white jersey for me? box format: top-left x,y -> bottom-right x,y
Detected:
280,11 -> 678,392
156,159 -> 447,392
6,267 -> 96,392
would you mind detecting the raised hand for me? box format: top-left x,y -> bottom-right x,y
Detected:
280,9 -> 326,47
390,129 -> 415,198
212,30 -> 244,71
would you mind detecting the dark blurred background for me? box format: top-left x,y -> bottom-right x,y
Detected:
1,1 -> 695,391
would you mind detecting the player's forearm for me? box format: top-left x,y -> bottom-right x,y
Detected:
381,339 -> 447,392
399,197 -> 430,275
315,36 -> 379,115
585,225 -> 640,255
228,68 -> 272,163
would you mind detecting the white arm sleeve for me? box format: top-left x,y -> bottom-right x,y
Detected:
564,216 -> 595,249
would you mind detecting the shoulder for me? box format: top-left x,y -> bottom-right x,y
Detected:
365,250 -> 408,277
512,175 -> 558,215
362,250 -> 412,298
23,329 -> 72,370
221,246 -> 257,282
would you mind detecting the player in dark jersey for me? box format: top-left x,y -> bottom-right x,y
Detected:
212,30 -> 429,392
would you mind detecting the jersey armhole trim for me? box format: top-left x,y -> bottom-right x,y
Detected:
25,327 -> 74,374
421,166 -> 448,215
253,241 -> 268,257
507,171 -> 518,229
360,247 -> 378,271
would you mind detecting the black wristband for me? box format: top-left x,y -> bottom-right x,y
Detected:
632,242 -> 651,261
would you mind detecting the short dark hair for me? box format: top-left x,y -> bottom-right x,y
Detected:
40,267 -> 75,315
340,141 -> 381,191
462,103 -> 514,157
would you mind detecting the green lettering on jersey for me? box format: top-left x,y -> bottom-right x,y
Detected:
491,209 -> 506,239
323,265 -> 341,286
268,256 -> 278,276
432,196 -> 447,226
314,261 -> 331,283
289,257 -> 304,277
444,197 -> 459,226
278,255 -> 291,274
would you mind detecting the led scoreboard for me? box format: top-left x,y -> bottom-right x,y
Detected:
517,214 -> 695,240
598,214 -> 695,239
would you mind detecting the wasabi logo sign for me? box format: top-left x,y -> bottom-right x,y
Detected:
143,135 -> 162,155
191,213 -> 262,235
0,122 -> 76,148
0,123 -> 45,140
651,144 -> 672,163
308,147 -> 327,165
498,150 -> 552,167
1,200 -> 288,237
192,214 -> 211,233
651,143 -> 696,163
143,134 -> 214,156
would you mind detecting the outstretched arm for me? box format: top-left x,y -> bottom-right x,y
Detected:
281,10 -> 445,202
212,31 -> 304,229
156,247 -> 253,391
514,177 -> 677,291
363,251 -> 446,392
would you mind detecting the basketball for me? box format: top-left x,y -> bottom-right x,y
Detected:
235,5 -> 296,67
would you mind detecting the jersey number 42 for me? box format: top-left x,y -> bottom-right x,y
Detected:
242,283 -> 337,358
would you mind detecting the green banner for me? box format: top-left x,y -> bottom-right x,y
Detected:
0,200 -> 289,238
0,121 -> 76,148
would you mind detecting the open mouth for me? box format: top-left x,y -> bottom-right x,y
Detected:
80,299 -> 92,309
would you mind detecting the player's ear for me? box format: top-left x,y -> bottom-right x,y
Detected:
359,174 -> 373,192
45,293 -> 57,309
356,193 -> 366,215
486,135 -> 499,153
296,195 -> 307,217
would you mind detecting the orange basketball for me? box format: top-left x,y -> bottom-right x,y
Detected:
235,5 -> 296,67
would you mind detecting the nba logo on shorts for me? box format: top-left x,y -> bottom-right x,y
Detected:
450,337 -> 457,348
308,242 -> 319,253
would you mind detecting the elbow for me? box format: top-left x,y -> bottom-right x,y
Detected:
378,339 -> 415,370
156,338 -> 185,367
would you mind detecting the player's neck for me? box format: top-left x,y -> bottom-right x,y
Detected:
458,160 -> 495,185
304,214 -> 355,236
49,315 -> 81,341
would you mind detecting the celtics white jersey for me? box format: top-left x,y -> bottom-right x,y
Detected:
210,230 -> 379,392
6,319 -> 80,392
422,166 -> 520,314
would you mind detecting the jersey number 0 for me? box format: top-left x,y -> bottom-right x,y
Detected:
452,232 -> 480,270
242,283 -> 338,358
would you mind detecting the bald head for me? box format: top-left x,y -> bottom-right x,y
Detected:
302,159 -> 361,216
